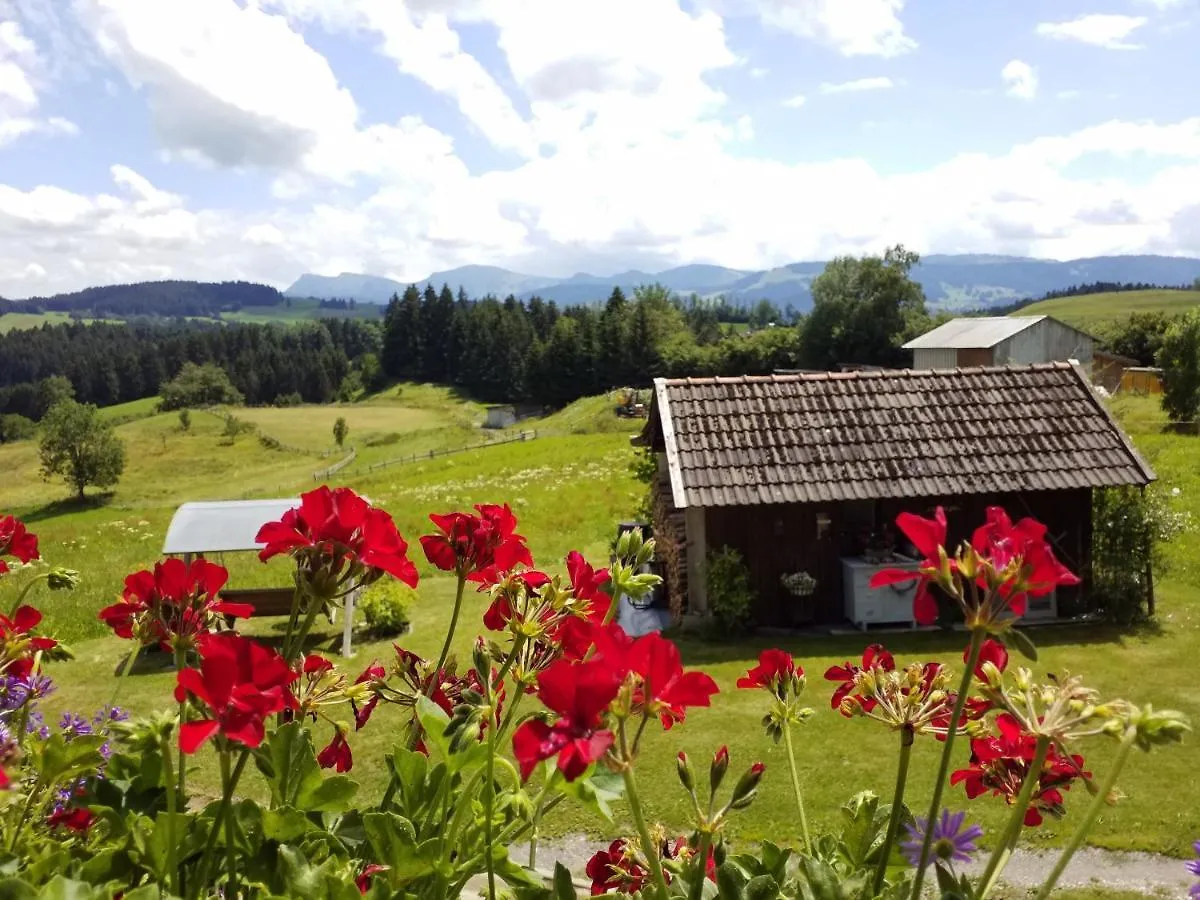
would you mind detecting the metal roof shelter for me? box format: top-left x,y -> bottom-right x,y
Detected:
162,499 -> 300,555
162,498 -> 361,656
902,316 -> 1048,350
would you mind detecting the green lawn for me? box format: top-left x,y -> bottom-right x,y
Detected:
1017,289 -> 1199,330
222,298 -> 383,324
0,311 -> 93,332
4,388 -> 1200,873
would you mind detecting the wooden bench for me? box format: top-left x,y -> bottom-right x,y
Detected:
220,587 -> 296,626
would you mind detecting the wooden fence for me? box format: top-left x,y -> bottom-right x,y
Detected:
312,448 -> 358,481
363,430 -> 537,474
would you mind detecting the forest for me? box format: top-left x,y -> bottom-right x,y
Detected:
0,280 -> 284,318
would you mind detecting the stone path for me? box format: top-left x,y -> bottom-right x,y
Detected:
504,836 -> 1195,898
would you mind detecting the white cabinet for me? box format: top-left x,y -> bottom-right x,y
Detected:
841,556 -> 920,629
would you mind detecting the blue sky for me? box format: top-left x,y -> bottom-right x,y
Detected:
0,0 -> 1198,296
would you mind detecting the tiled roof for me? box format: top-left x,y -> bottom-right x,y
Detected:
648,363 -> 1154,508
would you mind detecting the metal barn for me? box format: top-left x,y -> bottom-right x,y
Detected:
903,316 -> 1095,372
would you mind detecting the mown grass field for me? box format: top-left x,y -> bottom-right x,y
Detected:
1017,289 -> 1200,330
0,311 -> 93,332
2,388 -> 1199,874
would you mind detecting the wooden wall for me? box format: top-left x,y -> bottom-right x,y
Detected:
700,487 -> 1093,626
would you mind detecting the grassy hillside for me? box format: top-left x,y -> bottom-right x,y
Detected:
1016,289 -> 1200,330
222,298 -> 383,324
0,311 -> 93,332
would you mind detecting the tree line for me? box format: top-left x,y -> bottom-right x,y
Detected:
0,319 -> 377,424
0,280 -> 284,318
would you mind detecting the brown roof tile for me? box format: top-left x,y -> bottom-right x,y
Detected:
648,363 -> 1154,508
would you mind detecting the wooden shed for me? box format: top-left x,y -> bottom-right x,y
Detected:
1119,367 -> 1164,395
903,316 -> 1094,372
640,363 -> 1154,629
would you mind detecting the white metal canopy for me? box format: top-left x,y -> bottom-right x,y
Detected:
162,499 -> 299,555
161,497 -> 362,657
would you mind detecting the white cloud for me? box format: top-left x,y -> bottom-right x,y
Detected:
818,76 -> 894,94
736,0 -> 916,57
1134,0 -> 1185,8
782,93 -> 807,108
0,18 -> 78,146
1001,60 -> 1037,99
748,66 -> 768,78
77,0 -> 360,168
1036,14 -> 1147,49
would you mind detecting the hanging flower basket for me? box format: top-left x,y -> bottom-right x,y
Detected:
780,570 -> 817,597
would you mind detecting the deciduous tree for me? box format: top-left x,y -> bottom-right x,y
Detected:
38,399 -> 126,499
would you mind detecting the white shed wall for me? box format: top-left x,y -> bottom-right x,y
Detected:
995,319 -> 1094,368
912,348 -> 959,370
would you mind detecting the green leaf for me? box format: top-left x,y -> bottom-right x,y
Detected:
0,878 -> 38,900
414,696 -> 488,773
797,858 -> 847,900
264,723 -> 359,813
1007,628 -> 1038,662
361,812 -> 435,883
29,877 -> 104,900
838,791 -> 891,869
554,766 -> 625,822
716,861 -> 748,899
32,735 -> 108,788
744,874 -> 784,900
552,863 -> 577,900
264,806 -> 318,843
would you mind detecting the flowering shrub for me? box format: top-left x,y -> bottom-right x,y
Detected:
0,497 -> 1189,900
779,571 -> 817,597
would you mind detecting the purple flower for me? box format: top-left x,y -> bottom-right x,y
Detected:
900,810 -> 983,869
1188,840 -> 1200,898
0,674 -> 54,711
59,712 -> 93,737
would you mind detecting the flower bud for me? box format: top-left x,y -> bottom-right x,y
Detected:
47,567 -> 80,591
472,637 -> 491,685
676,751 -> 695,794
710,745 -> 729,794
728,762 -> 764,810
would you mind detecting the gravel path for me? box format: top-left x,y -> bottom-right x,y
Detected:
507,836 -> 1195,897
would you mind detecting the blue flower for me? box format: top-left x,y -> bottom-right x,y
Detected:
900,809 -> 983,869
1187,840 -> 1200,898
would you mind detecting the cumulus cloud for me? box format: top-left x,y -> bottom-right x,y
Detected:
1001,60 -> 1037,99
1036,14 -> 1147,50
731,0 -> 916,57
0,19 -> 78,146
782,94 -> 807,108
818,76 -> 894,94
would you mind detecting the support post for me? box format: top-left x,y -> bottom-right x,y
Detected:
342,589 -> 356,657
684,507 -> 708,616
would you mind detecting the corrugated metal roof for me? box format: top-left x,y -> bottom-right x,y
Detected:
162,499 -> 298,554
644,363 -> 1155,509
902,316 -> 1046,350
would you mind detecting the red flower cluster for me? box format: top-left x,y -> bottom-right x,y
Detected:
0,606 -> 58,679
512,625 -> 718,780
175,632 -> 299,754
257,486 -> 418,590
317,729 -> 353,772
99,558 -> 251,650
824,644 -> 894,714
971,638 -> 1009,681
0,515 -> 38,576
951,714 -> 1089,826
420,503 -> 532,581
585,836 -> 716,895
46,806 -> 96,833
566,550 -> 612,624
870,506 -> 1079,627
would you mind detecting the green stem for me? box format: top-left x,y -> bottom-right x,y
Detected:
286,594 -> 324,665
190,748 -> 250,900
620,722 -> 669,900
1033,730 -> 1137,900
977,736 -> 1052,898
910,627 -> 986,900
162,734 -> 178,897
688,831 -> 712,900
10,573 -> 48,618
528,827 -> 538,869
484,698 -> 499,899
13,651 -> 43,748
872,729 -> 913,896
432,572 -> 467,677
175,645 -> 188,810
782,721 -> 813,855
7,782 -> 40,852
524,767 -> 561,872
281,581 -> 304,660
220,752 -> 238,899
108,643 -> 140,711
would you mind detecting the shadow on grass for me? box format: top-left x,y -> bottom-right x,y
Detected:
672,618 -> 1164,666
20,491 -> 115,523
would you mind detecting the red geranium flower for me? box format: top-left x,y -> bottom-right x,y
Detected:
357,864 -> 388,894
972,507 -> 1080,616
419,504 -> 532,579
869,508 -> 948,625
586,839 -> 648,895
824,644 -> 894,713
46,806 -> 95,833
256,486 -> 418,589
174,632 -> 299,753
318,729 -> 353,772
951,714 -> 1089,826
626,632 -> 719,729
567,551 -> 612,623
736,648 -> 798,690
351,661 -> 386,730
0,515 -> 38,575
0,606 -> 58,679
512,657 -> 621,781
972,638 -> 1009,680
100,558 -> 250,650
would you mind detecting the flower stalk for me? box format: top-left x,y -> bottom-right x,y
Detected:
910,626 -> 985,900
873,728 -> 913,895
619,720 -> 669,900
190,747 -> 250,900
781,720 -> 812,854
976,735 -> 1052,898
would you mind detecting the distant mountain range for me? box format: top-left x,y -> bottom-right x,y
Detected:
286,254 -> 1200,311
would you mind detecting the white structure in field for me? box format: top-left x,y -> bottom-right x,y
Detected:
903,316 -> 1095,372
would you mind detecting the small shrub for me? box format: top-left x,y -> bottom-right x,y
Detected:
706,546 -> 754,637
1157,308 -> 1200,427
333,416 -> 349,448
1092,484 -> 1189,623
0,413 -> 36,443
358,579 -> 412,636
221,415 -> 253,440
258,433 -> 282,451
159,362 -> 243,410
273,392 -> 303,407
178,409 -> 191,432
